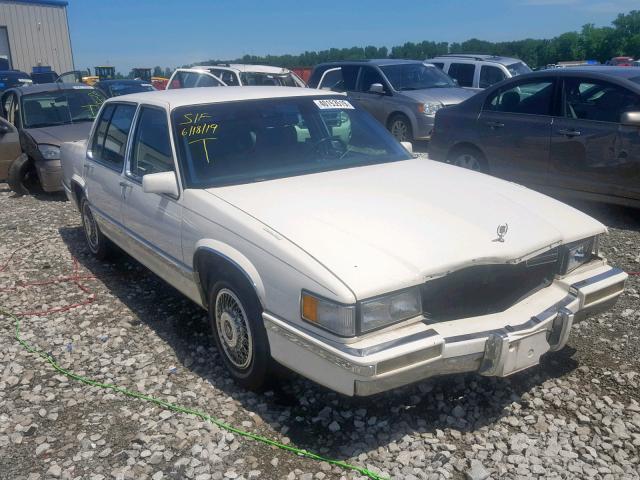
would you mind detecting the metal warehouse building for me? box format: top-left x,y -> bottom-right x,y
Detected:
0,0 -> 73,74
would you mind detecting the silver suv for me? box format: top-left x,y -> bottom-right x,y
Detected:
425,54 -> 532,90
308,59 -> 475,142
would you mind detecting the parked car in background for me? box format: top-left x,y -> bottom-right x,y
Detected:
30,70 -> 58,84
308,59 -> 475,141
0,83 -> 105,194
424,54 -> 532,89
94,79 -> 156,98
60,86 -> 626,396
0,70 -> 32,93
606,56 -> 635,66
167,64 -> 305,89
429,67 -> 640,208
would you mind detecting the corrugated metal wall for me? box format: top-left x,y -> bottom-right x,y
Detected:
0,1 -> 72,74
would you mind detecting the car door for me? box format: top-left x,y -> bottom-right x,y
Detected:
84,102 -> 137,244
477,77 -> 556,185
549,77 -> 640,201
351,66 -> 391,124
0,115 -> 21,180
121,105 -> 184,276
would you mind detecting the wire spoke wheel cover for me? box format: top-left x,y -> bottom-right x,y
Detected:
215,288 -> 253,370
390,119 -> 409,142
82,202 -> 100,252
454,153 -> 481,171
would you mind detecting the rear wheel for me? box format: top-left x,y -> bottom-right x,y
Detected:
208,278 -> 270,391
80,197 -> 112,260
449,147 -> 488,173
388,114 -> 413,142
7,154 -> 40,196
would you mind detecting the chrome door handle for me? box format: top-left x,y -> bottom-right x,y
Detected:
83,163 -> 93,171
118,181 -> 130,188
486,121 -> 504,129
557,128 -> 581,137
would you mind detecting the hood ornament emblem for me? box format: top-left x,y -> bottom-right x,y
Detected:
493,223 -> 509,243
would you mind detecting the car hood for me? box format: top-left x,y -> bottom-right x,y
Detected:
24,122 -> 93,147
207,159 -> 605,299
399,87 -> 476,106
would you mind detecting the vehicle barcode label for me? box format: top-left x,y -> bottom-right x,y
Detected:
313,99 -> 354,110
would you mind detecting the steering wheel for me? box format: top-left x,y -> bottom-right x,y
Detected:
311,136 -> 348,160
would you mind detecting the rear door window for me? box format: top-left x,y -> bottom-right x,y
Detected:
448,63 -> 475,87
485,79 -> 555,116
91,103 -> 137,170
210,69 -> 238,86
318,66 -> 359,92
479,65 -> 506,88
168,71 -> 198,89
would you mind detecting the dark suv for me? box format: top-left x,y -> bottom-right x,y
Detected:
308,59 -> 474,142
429,67 -> 640,207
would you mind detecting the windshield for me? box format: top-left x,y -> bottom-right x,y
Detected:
239,72 -> 301,87
506,62 -> 532,77
380,63 -> 455,90
108,82 -> 155,96
21,88 -> 106,128
172,97 -> 411,188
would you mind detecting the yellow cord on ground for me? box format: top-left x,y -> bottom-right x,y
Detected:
3,307 -> 388,480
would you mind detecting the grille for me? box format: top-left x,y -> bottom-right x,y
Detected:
422,249 -> 559,321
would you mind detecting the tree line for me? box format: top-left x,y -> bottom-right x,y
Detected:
133,9 -> 640,77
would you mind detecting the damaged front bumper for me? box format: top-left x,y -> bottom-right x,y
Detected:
264,262 -> 627,396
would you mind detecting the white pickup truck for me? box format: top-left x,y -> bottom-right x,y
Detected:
61,86 -> 627,396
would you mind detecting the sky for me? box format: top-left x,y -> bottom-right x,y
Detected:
67,0 -> 638,74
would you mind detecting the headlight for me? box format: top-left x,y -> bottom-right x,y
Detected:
420,102 -> 443,116
301,291 -> 356,336
560,236 -> 599,274
38,144 -> 60,160
360,287 -> 422,333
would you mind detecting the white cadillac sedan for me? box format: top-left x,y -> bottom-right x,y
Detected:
61,87 -> 627,396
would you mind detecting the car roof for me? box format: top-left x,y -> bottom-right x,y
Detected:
549,66 -> 640,79
427,54 -> 523,65
7,82 -> 93,95
0,70 -> 31,76
104,86 -> 341,109
184,64 -> 292,74
316,59 -> 427,68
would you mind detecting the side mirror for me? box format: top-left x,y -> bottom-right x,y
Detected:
0,123 -> 10,135
369,83 -> 385,95
400,141 -> 413,153
620,111 -> 640,127
142,171 -> 179,198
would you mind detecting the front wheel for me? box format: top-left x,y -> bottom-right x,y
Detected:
208,279 -> 270,391
80,197 -> 112,260
7,154 -> 40,196
388,114 -> 413,143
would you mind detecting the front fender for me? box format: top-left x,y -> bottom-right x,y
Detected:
193,239 -> 266,307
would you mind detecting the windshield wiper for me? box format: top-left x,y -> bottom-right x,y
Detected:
26,122 -> 68,128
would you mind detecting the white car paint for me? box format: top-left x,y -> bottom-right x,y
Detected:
61,86 -> 627,396
167,64 -> 306,89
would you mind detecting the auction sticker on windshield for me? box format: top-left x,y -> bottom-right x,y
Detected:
314,99 -> 354,109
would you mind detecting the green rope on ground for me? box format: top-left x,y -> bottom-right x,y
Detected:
3,307 -> 388,480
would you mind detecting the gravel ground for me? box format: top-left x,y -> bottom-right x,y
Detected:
0,182 -> 639,480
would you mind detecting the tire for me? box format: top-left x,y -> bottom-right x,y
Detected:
208,278 -> 270,391
80,197 -> 112,260
388,114 -> 413,143
449,146 -> 488,173
7,154 -> 39,196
